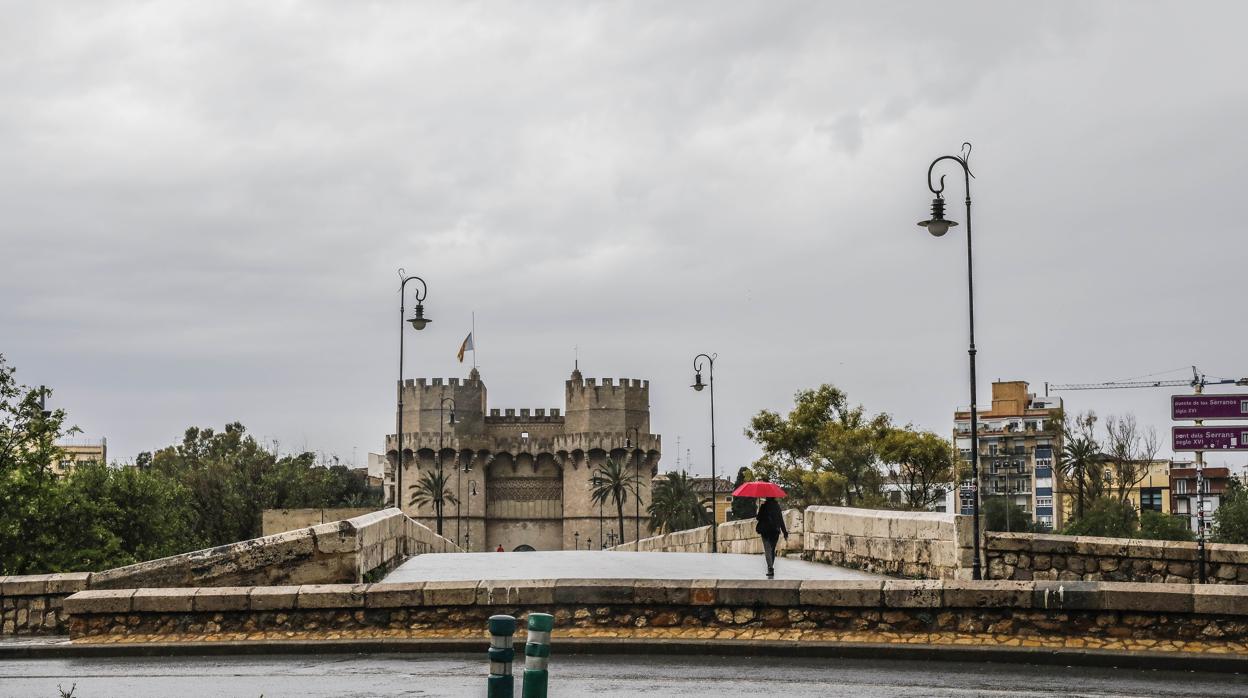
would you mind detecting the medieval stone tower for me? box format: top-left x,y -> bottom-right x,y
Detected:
384,367 -> 661,552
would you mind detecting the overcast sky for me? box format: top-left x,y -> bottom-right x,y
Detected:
3,1 -> 1246,475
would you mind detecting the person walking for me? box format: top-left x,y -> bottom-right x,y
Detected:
755,497 -> 788,578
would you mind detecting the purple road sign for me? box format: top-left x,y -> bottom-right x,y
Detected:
1172,394 -> 1248,421
1172,426 -> 1248,451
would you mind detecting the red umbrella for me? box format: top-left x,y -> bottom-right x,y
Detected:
731,481 -> 786,498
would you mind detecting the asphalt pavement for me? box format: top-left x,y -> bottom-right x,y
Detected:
1,652 -> 1244,697
383,551 -> 882,582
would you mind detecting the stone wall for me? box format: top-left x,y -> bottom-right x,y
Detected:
611,510 -> 803,555
987,532 -> 1248,584
62,579 -> 1248,656
261,508 -> 380,536
0,573 -> 89,636
1,508 -> 458,637
802,507 -> 973,580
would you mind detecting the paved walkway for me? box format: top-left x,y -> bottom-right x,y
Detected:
383,551 -> 881,582
2,653 -> 1243,697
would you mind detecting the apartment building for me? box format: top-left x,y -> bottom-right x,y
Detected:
1170,463 -> 1230,535
50,438 -> 107,476
954,381 -> 1064,530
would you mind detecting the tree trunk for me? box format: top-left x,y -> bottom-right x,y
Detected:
616,495 -> 626,544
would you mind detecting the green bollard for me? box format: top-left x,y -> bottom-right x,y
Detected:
522,612 -> 554,698
488,614 -> 517,698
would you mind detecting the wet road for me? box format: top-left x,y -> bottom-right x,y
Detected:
1,653 -> 1243,697
384,551 -> 882,582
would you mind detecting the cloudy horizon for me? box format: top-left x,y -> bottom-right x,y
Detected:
3,1 -> 1246,475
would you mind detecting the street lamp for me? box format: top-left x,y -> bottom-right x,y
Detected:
628,426 -> 641,545
918,142 -> 982,580
439,397 -> 455,540
691,353 -> 718,554
396,270 -> 431,510
466,479 -> 477,551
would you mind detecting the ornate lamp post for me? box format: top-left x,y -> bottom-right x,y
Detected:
691,353 -> 718,553
439,397 -> 455,539
395,270 -> 431,510
628,426 -> 641,544
917,142 -> 982,580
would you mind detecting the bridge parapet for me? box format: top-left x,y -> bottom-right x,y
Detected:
61,578 -> 1248,658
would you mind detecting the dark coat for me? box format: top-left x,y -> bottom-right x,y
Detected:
755,499 -> 788,538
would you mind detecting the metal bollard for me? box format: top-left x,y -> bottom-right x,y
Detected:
488,614 -> 517,698
522,612 -> 554,698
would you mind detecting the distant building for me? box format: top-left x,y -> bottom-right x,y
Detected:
50,438 -> 107,476
883,480 -> 957,513
384,368 -> 660,552
1170,463 -> 1230,535
688,476 -> 734,524
953,381 -> 1064,530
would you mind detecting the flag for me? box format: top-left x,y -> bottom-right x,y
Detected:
457,332 -> 474,363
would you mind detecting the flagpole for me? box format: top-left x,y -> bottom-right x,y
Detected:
471,312 -> 477,369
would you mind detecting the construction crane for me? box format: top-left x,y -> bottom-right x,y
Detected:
1046,366 -> 1247,395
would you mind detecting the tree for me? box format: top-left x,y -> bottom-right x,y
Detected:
1058,411 -> 1103,521
590,458 -> 636,544
729,467 -> 757,521
408,469 -> 457,535
1062,497 -> 1138,539
1213,477 -> 1248,544
1102,413 -> 1160,503
648,471 -> 711,534
1138,510 -> 1195,542
983,497 -> 1036,533
878,427 -> 957,510
745,384 -> 890,508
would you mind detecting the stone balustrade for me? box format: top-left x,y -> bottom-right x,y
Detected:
802,506 -> 973,580
62,578 -> 1248,656
0,508 -> 457,636
986,532 -> 1248,584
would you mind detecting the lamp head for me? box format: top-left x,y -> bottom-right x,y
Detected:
691,372 -> 705,392
409,302 -> 431,330
918,196 -> 958,238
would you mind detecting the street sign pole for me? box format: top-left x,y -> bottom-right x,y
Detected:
1194,383 -> 1206,584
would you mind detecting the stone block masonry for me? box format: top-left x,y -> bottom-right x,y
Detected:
62,579 -> 1248,657
0,508 -> 458,637
986,532 -> 1248,584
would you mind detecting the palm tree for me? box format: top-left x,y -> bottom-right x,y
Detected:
409,469 -> 457,536
1061,436 -> 1100,522
648,471 -> 712,534
590,458 -> 637,545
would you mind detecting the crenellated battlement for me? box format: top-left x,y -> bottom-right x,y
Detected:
400,376 -> 483,389
565,377 -> 649,390
485,408 -> 565,423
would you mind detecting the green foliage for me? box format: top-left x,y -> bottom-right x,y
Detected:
983,497 -> 1040,533
1138,509 -> 1195,542
0,354 -> 383,575
729,467 -> 757,521
1062,497 -> 1138,539
590,458 -> 637,544
746,383 -> 953,511
648,471 -> 711,534
408,469 -> 457,536
1213,477 -> 1248,544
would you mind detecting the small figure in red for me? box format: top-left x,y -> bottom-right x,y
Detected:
496,544 -> 504,552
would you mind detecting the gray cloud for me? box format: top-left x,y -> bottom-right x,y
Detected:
2,1 -> 1246,473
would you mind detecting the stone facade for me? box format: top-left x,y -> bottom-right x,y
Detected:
986,532 -> 1248,584
385,368 -> 661,552
63,579 -> 1248,656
